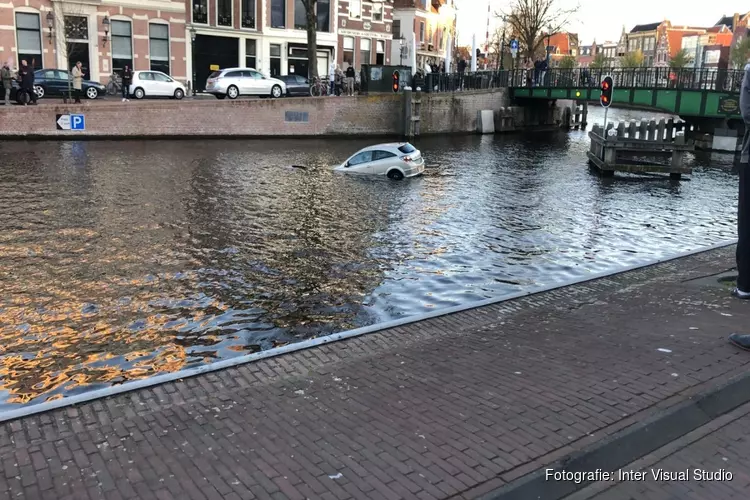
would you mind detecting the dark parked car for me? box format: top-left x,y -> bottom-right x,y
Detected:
276,75 -> 310,96
32,69 -> 106,100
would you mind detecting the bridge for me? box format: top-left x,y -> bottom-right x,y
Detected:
507,67 -> 743,120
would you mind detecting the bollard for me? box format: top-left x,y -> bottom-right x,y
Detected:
647,120 -> 657,141
657,118 -> 666,142
638,120 -> 648,140
628,120 -> 637,139
617,121 -> 626,138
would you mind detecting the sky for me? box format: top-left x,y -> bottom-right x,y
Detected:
456,0 -> 749,46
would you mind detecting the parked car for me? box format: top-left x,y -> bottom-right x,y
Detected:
32,69 -> 106,100
129,71 -> 186,100
205,68 -> 287,99
334,143 -> 425,180
276,75 -> 310,96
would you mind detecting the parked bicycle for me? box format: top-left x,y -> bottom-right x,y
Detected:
309,76 -> 330,97
105,72 -> 122,96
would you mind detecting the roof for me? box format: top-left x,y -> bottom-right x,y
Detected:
630,22 -> 661,33
716,15 -> 735,29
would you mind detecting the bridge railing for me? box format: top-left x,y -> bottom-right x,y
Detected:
418,67 -> 744,93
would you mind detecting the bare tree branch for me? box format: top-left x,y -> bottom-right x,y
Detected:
495,0 -> 579,59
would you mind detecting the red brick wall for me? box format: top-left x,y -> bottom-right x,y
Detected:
0,89 -> 510,138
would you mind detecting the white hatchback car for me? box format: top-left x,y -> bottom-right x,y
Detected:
129,71 -> 186,100
205,68 -> 287,99
334,143 -> 425,180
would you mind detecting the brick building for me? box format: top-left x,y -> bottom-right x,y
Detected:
655,26 -> 705,68
0,0 -> 187,84
545,31 -> 578,66
187,0 -> 338,91
390,0 -> 455,69
336,0 -> 393,71
619,22 -> 666,66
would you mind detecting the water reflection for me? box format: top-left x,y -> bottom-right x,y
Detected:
0,107 -> 738,410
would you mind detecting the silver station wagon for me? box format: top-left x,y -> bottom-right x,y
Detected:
205,67 -> 287,99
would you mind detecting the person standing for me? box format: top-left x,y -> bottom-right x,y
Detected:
72,61 -> 83,103
1,61 -> 12,106
729,59 -> 750,350
345,65 -> 355,97
328,61 -> 336,96
121,65 -> 132,101
18,60 -> 36,105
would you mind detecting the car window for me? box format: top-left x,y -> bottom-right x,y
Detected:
42,70 -> 56,79
295,75 -> 307,84
225,71 -> 244,78
248,70 -> 263,79
208,71 -> 221,79
397,143 -> 416,154
348,151 -> 373,166
153,73 -> 171,82
139,72 -> 154,81
55,70 -> 68,80
372,150 -> 397,161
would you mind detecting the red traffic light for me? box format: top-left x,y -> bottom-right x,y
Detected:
392,70 -> 400,93
600,75 -> 613,108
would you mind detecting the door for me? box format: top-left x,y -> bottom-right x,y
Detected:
54,70 -> 74,97
193,34 -> 239,92
293,75 -> 308,95
151,72 -> 173,96
38,70 -> 62,96
346,150 -> 374,174
240,70 -> 258,94
137,72 -> 156,95
370,150 -> 400,175
247,70 -> 266,95
223,70 -> 245,95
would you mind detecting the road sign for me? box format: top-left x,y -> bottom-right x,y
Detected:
510,39 -> 519,58
71,114 -> 85,130
56,114 -> 85,131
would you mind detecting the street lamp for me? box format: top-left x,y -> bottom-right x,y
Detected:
101,16 -> 110,47
190,26 -> 197,96
499,15 -> 507,71
546,24 -> 553,62
398,34 -> 407,65
46,11 -> 54,45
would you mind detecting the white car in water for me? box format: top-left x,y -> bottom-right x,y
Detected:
334,143 -> 425,180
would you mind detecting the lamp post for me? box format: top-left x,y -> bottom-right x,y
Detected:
190,26 -> 197,96
499,15 -> 507,71
546,25 -> 552,63
46,11 -> 54,45
101,15 -> 110,47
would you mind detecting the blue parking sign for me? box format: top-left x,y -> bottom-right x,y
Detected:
70,114 -> 85,130
510,39 -> 519,50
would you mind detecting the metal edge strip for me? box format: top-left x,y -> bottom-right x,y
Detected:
0,239 -> 737,423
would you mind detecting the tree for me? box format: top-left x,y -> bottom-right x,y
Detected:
498,0 -> 579,59
620,50 -> 645,68
48,8 -> 89,101
301,0 -> 319,79
557,55 -> 575,69
589,53 -> 609,69
669,48 -> 693,69
731,37 -> 750,69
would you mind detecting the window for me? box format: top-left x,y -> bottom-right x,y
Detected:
225,70 -> 244,77
270,43 -> 281,76
372,150 -> 396,160
15,13 -> 42,69
360,39 -> 371,65
217,0 -> 232,26
372,2 -> 383,22
348,151 -> 373,166
317,0 -> 330,32
398,143 -> 416,154
349,0 -> 361,18
245,39 -> 257,68
376,40 -> 385,64
271,0 -> 285,28
149,24 -> 170,74
139,72 -> 155,80
294,0 -> 306,30
64,16 -> 88,40
241,0 -> 255,28
111,21 -> 133,74
153,72 -> 171,82
247,70 -> 263,79
193,0 -> 208,24
419,22 -> 425,43
393,20 -> 401,39
343,37 -> 354,68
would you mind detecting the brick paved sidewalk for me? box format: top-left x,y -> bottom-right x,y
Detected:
1,246 -> 750,500
567,401 -> 750,500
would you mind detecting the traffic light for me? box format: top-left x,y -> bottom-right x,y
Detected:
392,70 -> 400,93
600,76 -> 613,107
476,48 -> 481,58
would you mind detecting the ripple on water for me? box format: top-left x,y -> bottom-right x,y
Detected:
0,108 -> 739,410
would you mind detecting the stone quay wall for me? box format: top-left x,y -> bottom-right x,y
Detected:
0,89 -> 556,140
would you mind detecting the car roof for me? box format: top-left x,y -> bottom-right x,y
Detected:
218,67 -> 260,72
357,143 -> 413,152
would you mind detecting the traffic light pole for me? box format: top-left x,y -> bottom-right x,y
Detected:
603,107 -> 609,141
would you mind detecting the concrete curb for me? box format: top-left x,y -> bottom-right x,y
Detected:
477,348 -> 750,500
0,239 -> 737,423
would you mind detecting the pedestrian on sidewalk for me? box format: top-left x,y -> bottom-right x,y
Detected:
345,65 -> 355,96
328,61 -> 336,96
1,61 -> 12,106
71,61 -> 83,103
121,65 -> 132,101
729,58 -> 750,351
18,60 -> 36,105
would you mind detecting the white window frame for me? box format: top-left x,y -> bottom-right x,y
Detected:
240,0 -> 256,30
14,10 -> 43,68
110,18 -> 134,71
371,2 -> 383,23
343,36 -> 355,67
216,0 -> 233,27
192,0 -> 210,25
349,0 -> 361,19
148,21 -> 171,75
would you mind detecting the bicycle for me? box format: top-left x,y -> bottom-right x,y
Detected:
106,73 -> 122,96
309,76 -> 330,97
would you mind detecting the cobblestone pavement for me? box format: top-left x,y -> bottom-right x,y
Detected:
568,401 -> 750,500
1,246 -> 749,500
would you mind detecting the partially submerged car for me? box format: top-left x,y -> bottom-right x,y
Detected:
334,143 -> 425,180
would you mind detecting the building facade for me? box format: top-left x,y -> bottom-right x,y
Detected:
390,0 -> 455,69
336,0 -> 393,71
546,32 -> 578,66
655,26 -> 705,68
0,0 -> 187,84
620,22 -> 664,66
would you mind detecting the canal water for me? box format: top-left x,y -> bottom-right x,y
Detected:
0,107 -> 738,410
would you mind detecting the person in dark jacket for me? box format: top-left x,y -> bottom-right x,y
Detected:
18,60 -> 36,105
729,60 -> 750,351
122,65 -> 132,101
